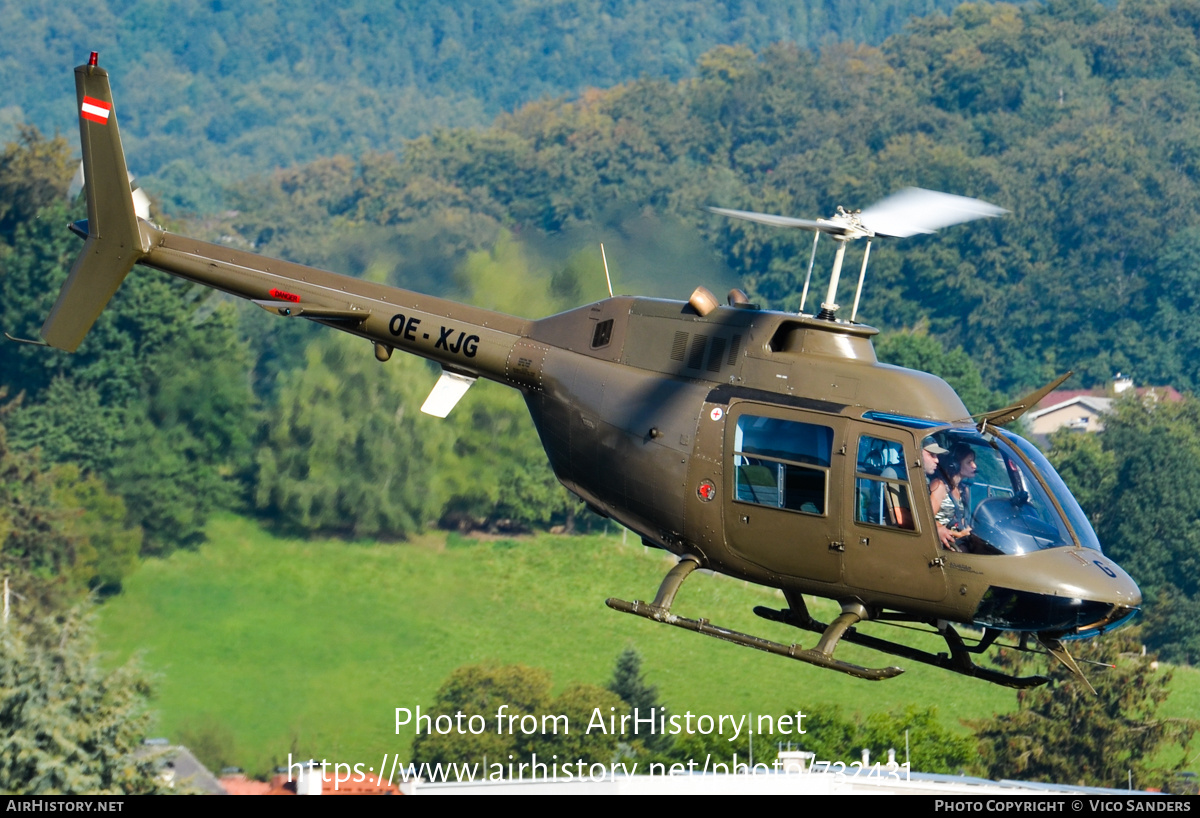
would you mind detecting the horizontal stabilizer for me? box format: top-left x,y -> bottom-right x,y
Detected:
421,369 -> 477,418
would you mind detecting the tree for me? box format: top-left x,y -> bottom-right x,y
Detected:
256,328 -> 573,538
606,648 -> 672,755
49,465 -> 142,596
411,663 -> 622,772
1141,584 -> 1200,670
1045,426 -> 1115,527
0,401 -> 111,610
0,127 -> 73,250
539,683 -> 625,767
971,631 -> 1196,789
0,606 -> 170,795
0,412 -> 73,608
0,169 -> 258,555
857,705 -> 974,773
412,664 -> 553,767
1049,395 -> 1200,662
791,705 -> 973,774
655,702 -> 972,774
254,333 -> 450,539
439,380 -> 573,533
607,648 -> 657,714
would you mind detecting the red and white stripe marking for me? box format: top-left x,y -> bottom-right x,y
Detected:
80,96 -> 111,124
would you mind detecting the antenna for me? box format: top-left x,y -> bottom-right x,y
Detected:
600,243 -> 614,298
800,232 -> 818,315
850,239 -> 872,323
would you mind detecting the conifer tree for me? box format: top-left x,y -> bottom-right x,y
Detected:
607,648 -> 672,754
0,607 -> 169,794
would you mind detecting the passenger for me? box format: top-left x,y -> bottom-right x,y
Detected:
949,442 -> 977,515
879,443 -> 913,529
930,442 -> 975,551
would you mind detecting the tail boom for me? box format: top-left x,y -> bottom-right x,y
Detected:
135,227 -> 531,384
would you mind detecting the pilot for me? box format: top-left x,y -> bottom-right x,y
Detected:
922,438 -> 966,550
921,438 -> 946,477
930,442 -> 975,551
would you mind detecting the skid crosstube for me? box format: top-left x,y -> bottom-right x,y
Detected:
605,597 -> 903,682
754,605 -> 1050,690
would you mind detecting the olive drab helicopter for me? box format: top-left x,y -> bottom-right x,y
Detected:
15,55 -> 1142,691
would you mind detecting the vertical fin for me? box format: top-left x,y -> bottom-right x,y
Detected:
41,56 -> 148,352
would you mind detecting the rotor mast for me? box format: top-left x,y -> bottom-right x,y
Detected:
814,206 -> 872,321
819,237 -> 848,320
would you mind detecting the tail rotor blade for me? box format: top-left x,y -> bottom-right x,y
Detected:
131,186 -> 151,221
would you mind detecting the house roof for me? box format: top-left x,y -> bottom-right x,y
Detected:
1033,385 -> 1184,414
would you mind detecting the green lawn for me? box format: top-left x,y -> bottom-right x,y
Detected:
97,514 -> 1196,777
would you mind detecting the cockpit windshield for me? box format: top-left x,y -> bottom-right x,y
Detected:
921,427 -> 1101,555
999,430 -> 1104,552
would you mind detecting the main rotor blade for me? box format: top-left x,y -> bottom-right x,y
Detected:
859,188 -> 1007,238
706,207 -> 853,237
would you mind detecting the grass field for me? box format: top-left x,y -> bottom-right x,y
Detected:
96,514 -> 1199,777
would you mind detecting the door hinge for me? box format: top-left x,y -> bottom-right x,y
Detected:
828,540 -> 845,552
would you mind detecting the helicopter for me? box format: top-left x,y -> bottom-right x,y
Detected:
17,55 -> 1142,691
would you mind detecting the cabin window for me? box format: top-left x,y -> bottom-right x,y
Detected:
591,319 -> 614,349
854,435 -> 915,530
733,415 -> 832,515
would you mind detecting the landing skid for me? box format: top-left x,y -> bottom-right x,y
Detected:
606,558 -> 1050,688
606,559 -> 903,682
753,604 -> 1050,689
